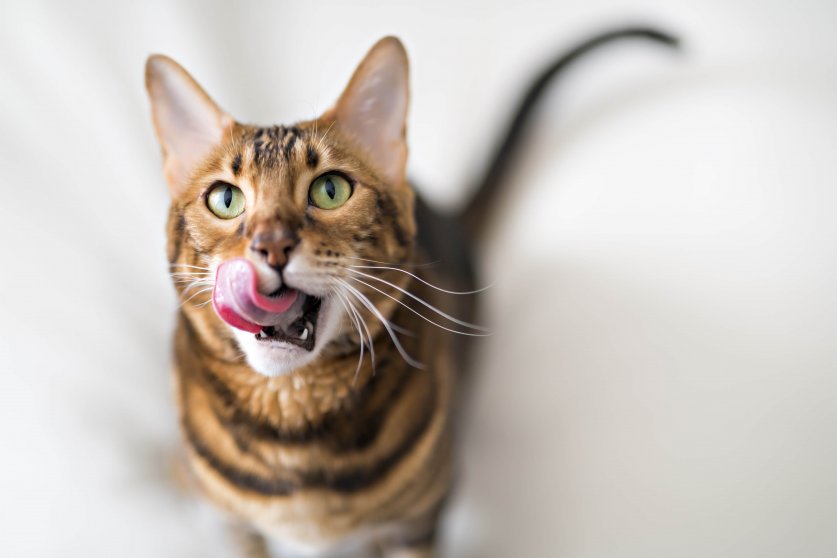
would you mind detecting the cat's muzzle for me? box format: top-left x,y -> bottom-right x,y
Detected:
212,258 -> 323,351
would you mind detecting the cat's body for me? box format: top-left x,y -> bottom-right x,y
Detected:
146,29 -> 677,557
168,123 -> 457,551
175,272 -> 454,555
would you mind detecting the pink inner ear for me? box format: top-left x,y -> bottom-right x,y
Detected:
212,258 -> 299,332
146,54 -> 232,196
334,38 -> 409,184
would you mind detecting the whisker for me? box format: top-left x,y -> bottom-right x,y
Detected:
332,290 -> 365,383
169,264 -> 212,271
338,279 -> 423,369
331,275 -> 412,336
179,287 -> 214,308
316,120 -> 336,152
179,279 -> 214,296
347,270 -> 489,332
171,279 -> 214,283
348,276 -> 492,338
347,256 -> 437,269
348,265 -> 492,295
337,284 -> 377,375
388,322 -> 415,337
172,280 -> 214,287
341,281 -> 414,369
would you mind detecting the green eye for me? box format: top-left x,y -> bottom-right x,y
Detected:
206,182 -> 245,219
309,174 -> 352,210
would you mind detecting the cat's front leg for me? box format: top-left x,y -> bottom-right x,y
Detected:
381,544 -> 435,558
377,515 -> 439,558
229,523 -> 271,558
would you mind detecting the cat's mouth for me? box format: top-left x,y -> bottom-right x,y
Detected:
212,258 -> 322,352
254,288 -> 322,351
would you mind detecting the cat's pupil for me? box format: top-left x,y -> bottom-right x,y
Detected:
325,179 -> 336,199
223,187 -> 232,208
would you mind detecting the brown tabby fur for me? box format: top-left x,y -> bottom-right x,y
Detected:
154,44 -> 457,556
148,27 -> 679,557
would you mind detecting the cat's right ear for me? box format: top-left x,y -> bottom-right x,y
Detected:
145,55 -> 233,196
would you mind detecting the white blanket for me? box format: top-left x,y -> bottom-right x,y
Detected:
2,1 -> 836,556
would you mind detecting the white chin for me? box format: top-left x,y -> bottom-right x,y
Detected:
231,298 -> 341,377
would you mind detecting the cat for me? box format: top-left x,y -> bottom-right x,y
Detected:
145,28 -> 677,557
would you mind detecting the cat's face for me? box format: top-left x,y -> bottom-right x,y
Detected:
146,38 -> 415,376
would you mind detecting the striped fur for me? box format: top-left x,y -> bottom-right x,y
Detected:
148,28 -> 681,557
154,64 -> 456,553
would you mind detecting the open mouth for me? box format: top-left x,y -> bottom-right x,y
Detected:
212,258 -> 322,352
255,287 -> 322,351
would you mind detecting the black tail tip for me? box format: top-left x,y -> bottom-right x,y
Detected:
618,27 -> 682,50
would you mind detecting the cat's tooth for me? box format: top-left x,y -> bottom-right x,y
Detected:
300,327 -> 309,341
258,329 -> 267,339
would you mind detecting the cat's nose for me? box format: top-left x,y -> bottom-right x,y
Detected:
249,226 -> 297,270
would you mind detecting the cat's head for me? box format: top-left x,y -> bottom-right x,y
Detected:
145,38 -> 415,376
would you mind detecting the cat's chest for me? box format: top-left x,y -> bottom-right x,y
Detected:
176,344 -> 453,533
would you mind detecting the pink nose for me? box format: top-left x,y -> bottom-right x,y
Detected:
249,226 -> 296,270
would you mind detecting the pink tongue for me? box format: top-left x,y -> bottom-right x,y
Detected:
212,258 -> 299,333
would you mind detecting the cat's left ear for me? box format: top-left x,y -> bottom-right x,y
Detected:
328,37 -> 409,185
145,55 -> 233,196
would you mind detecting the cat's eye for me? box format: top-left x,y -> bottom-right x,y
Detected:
206,182 -> 245,219
309,174 -> 352,210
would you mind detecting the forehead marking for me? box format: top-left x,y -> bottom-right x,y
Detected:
252,125 -> 304,166
306,145 -> 319,168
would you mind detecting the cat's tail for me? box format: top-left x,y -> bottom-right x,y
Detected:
462,27 -> 681,238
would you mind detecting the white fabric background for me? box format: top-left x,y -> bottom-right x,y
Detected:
1,1 -> 836,556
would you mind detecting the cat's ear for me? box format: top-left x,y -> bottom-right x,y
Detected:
145,55 -> 233,195
329,37 -> 409,185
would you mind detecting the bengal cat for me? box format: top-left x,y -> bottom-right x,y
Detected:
145,29 -> 677,557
